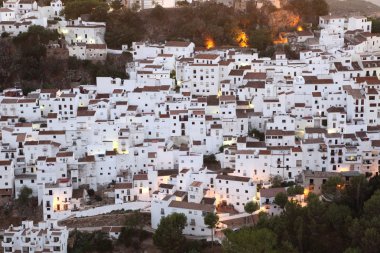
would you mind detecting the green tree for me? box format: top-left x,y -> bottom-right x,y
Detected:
249,128 -> 265,141
17,186 -> 32,205
63,0 -> 108,20
105,9 -> 146,49
310,0 -> 329,23
90,3 -> 109,22
274,192 -> 288,209
244,201 -> 259,224
110,0 -> 123,10
271,175 -> 283,188
69,230 -> 113,253
342,175 -> 369,214
125,211 -> 145,230
248,28 -> 272,52
370,18 -> 380,33
153,213 -> 187,253
203,212 -> 219,247
287,185 -> 304,196
363,190 -> 380,219
361,228 -> 380,253
321,176 -> 345,201
223,228 -> 278,253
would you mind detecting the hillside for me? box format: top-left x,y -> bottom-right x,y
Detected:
327,0 -> 380,16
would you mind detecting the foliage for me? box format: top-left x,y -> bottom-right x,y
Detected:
1,32 -> 10,38
69,230 -> 113,253
223,228 -> 279,253
271,175 -> 283,188
153,213 -> 187,253
274,192 -> 288,209
203,154 -> 217,163
204,212 -> 219,228
248,28 -> 273,52
363,190 -> 380,219
105,9 -> 146,49
285,0 -> 329,24
244,201 -> 259,214
370,17 -> 380,33
223,175 -> 380,253
287,185 -> 304,196
125,211 -> 146,230
62,0 -> 108,20
87,189 -> 95,196
248,128 -> 265,141
219,145 -> 229,153
204,212 -> 219,246
17,186 -> 32,206
118,227 -> 151,250
321,176 -> 345,201
110,0 -> 123,11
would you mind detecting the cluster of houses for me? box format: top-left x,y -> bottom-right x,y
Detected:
0,0 -> 107,61
2,13 -> 380,252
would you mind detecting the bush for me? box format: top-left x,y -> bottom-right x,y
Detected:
87,189 -> 95,196
1,32 -> 10,38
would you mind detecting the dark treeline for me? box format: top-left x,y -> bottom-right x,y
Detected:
62,0 -> 329,49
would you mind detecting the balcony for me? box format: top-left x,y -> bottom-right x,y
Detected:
363,160 -> 372,165
345,156 -> 359,162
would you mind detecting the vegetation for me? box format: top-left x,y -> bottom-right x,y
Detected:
62,0 -> 108,20
61,0 -> 328,50
153,213 -> 187,253
68,230 -> 113,253
321,176 -> 345,201
118,226 -> 151,251
248,128 -> 265,141
203,154 -> 217,163
222,174 -> 380,253
0,25 -> 129,91
17,186 -> 32,207
244,201 -> 259,224
370,17 -> 380,33
0,1 -> 329,89
285,0 -> 329,24
274,192 -> 288,209
244,201 -> 259,215
204,212 -> 219,247
287,185 -> 304,196
270,175 -> 283,188
223,228 -> 281,253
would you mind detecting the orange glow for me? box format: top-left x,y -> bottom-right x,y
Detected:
273,32 -> 288,44
304,188 -> 309,196
235,30 -> 248,48
205,37 -> 215,49
297,26 -> 303,32
289,15 -> 301,27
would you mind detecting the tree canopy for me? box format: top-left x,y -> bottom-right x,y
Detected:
223,174 -> 380,253
274,192 -> 288,209
62,0 -> 108,21
244,201 -> 259,214
153,213 -> 187,253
